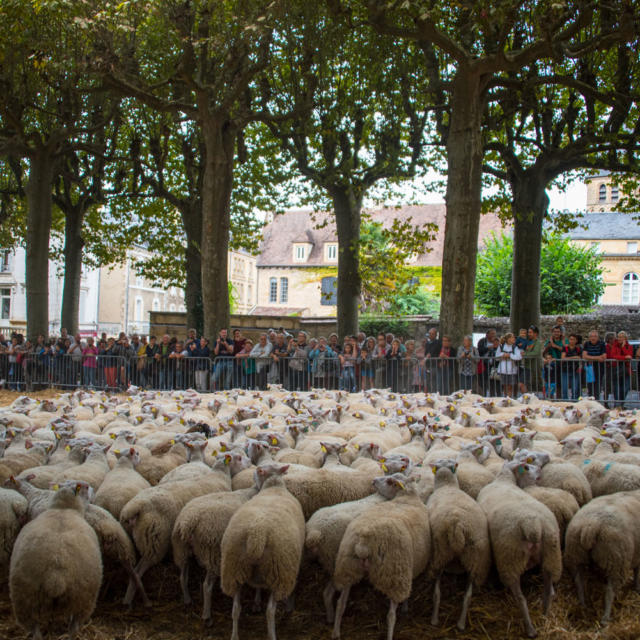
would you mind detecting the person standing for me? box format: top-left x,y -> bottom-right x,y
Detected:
582,330 -> 607,400
561,333 -> 583,400
457,335 -> 479,392
424,327 -> 442,392
212,328 -> 234,390
496,333 -> 522,398
438,335 -> 455,395
522,326 -> 542,394
477,329 -> 500,396
610,331 -> 633,403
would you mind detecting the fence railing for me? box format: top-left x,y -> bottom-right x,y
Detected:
2,353 -> 638,407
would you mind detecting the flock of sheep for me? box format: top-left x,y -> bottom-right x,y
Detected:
0,385 -> 639,640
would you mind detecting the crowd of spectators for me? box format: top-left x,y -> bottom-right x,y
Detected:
0,317 -> 638,403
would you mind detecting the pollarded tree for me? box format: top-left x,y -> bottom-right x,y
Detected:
0,0 -> 108,337
476,232 -> 604,316
483,40 -> 640,332
92,0 -> 287,338
362,0 -> 639,345
259,4 -> 433,337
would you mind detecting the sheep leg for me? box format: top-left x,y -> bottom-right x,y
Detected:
457,578 -> 473,631
124,557 -> 154,607
573,567 -> 586,607
430,574 -> 441,626
266,592 -> 278,640
202,571 -> 215,624
252,587 -> 262,613
231,590 -> 242,640
507,579 -> 537,639
386,600 -> 399,640
542,570 -> 554,614
126,564 -> 151,608
180,562 -> 191,605
68,616 -> 79,640
32,625 -> 43,640
332,586 -> 351,640
323,581 -> 336,624
601,579 -> 615,625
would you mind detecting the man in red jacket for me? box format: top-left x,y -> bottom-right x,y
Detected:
610,331 -> 633,403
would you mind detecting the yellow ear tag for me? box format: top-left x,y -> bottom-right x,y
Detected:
381,463 -> 388,472
110,433 -> 116,439
355,413 -> 361,418
211,449 -> 218,456
396,480 -> 406,490
321,445 -> 327,453
170,439 -> 175,445
220,444 -> 227,452
407,416 -> 414,423
65,445 -> 71,451
180,418 -> 185,425
595,437 -> 601,443
113,449 -> 121,454
526,456 -> 534,463
600,430 -> 607,435
431,466 -> 437,474
224,456 -> 230,465
272,438 -> 278,446
52,484 -> 59,491
353,443 -> 360,450
507,433 -> 514,439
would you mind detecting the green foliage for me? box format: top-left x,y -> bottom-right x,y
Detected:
475,232 -> 605,316
389,288 -> 440,316
359,316 -> 410,339
359,218 -> 437,311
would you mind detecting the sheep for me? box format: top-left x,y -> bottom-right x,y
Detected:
477,461 -> 562,638
83,503 -> 150,607
0,487 -> 27,576
220,464 -> 305,640
134,439 -> 189,485
564,490 -> 640,624
61,442 -> 111,490
304,468 -> 412,624
158,439 -> 211,484
581,458 -> 640,496
172,481 -> 261,623
426,459 -> 491,630
119,452 -> 248,606
454,444 -> 496,499
538,459 -> 593,506
93,447 -> 151,519
4,475 -> 53,522
9,480 -> 102,640
332,474 -> 431,640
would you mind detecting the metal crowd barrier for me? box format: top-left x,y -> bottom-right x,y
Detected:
6,350 -> 639,407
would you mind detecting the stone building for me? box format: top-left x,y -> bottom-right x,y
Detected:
255,205 -> 505,317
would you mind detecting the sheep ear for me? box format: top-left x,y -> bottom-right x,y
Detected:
278,465 -> 289,475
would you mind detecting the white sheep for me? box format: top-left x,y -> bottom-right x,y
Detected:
427,459 -> 491,630
221,464 -> 305,640
9,480 -> 102,640
477,461 -> 562,638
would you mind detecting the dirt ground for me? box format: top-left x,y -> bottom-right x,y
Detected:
1,562 -> 639,640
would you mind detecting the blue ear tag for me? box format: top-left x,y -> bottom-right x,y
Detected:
604,462 -> 613,473
583,459 -> 592,465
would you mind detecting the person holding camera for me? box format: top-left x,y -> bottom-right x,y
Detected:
212,328 -> 234,390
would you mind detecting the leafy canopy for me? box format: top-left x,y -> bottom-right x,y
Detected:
475,232 -> 605,316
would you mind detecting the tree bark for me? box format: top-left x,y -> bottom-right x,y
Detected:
200,116 -> 234,340
25,151 -> 55,339
439,71 -> 487,347
60,203 -> 85,335
510,175 -> 549,333
181,202 -> 204,335
331,187 -> 363,339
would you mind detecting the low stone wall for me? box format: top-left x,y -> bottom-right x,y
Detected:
150,310 -> 640,342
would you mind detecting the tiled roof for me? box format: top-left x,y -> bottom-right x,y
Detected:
568,212 -> 640,240
257,205 -> 506,268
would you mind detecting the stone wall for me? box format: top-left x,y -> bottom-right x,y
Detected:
150,310 -> 640,342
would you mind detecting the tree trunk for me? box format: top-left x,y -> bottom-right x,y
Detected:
439,71 -> 487,347
60,203 -> 85,335
510,175 -> 549,333
200,116 -> 234,340
25,151 -> 55,339
331,187 -> 363,339
181,202 -> 204,335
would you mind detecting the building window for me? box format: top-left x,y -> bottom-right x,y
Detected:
135,297 -> 143,322
611,185 -> 619,202
169,304 -> 176,312
280,277 -> 288,303
248,285 -> 253,302
627,242 -> 638,254
179,305 -> 185,312
0,288 -> 10,319
269,277 -> 277,303
320,276 -> 337,306
294,245 -> 306,261
0,250 -> 11,273
152,298 -> 160,312
622,272 -> 640,304
599,184 -> 607,202
136,275 -> 144,288
326,243 -> 338,261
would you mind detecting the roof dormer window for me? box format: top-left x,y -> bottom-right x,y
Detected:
293,243 -> 312,263
325,243 -> 338,262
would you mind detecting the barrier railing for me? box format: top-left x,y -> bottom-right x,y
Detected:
6,351 -> 639,407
